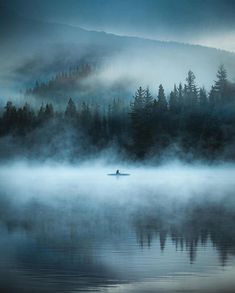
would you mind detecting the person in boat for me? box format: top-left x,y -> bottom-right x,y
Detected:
116,169 -> 120,175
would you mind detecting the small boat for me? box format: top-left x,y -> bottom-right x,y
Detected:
107,173 -> 130,176
107,170 -> 130,176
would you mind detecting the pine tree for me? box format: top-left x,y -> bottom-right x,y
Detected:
157,84 -> 168,111
130,87 -> 145,131
38,103 -> 45,123
130,86 -> 152,157
186,70 -> 196,92
214,65 -> 229,102
45,103 -> 54,120
192,86 -> 198,107
209,86 -> 217,108
199,87 -> 208,108
16,103 -> 35,134
185,70 -> 198,107
144,87 -> 154,124
144,87 -> 153,109
131,87 -> 145,112
178,83 -> 184,107
2,101 -> 17,133
65,98 -> 77,119
169,85 -> 179,113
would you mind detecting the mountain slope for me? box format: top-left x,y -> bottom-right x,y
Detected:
1,5 -> 235,103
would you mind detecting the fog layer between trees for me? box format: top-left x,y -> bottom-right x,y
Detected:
1,65 -> 235,162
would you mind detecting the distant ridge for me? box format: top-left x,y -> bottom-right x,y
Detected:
1,5 -> 235,102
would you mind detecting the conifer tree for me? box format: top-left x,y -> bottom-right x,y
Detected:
144,87 -> 153,109
185,70 -> 198,107
169,85 -> 179,113
143,87 -> 154,126
214,65 -> 229,102
2,101 -> 17,133
178,83 -> 184,110
199,87 -> 208,108
209,86 -> 217,108
38,104 -> 45,123
186,70 -> 196,92
45,103 -> 54,120
157,84 -> 168,111
130,86 -> 151,157
65,98 -> 77,119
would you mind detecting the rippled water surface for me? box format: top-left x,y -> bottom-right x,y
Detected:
0,162 -> 235,293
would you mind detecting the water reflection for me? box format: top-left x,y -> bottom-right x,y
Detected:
0,165 -> 235,292
133,202 -> 235,265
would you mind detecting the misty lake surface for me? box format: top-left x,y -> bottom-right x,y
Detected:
0,162 -> 235,293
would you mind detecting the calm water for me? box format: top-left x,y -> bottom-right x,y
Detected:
0,163 -> 235,293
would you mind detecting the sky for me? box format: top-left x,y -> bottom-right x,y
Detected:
1,0 -> 235,52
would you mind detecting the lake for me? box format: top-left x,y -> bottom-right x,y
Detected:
0,162 -> 235,293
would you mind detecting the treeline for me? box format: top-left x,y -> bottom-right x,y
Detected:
25,63 -> 94,101
0,65 -> 235,160
130,66 -> 235,158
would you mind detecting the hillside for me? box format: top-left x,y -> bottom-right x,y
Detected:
1,5 -> 235,104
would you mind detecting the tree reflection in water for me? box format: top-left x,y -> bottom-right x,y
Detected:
0,191 -> 235,266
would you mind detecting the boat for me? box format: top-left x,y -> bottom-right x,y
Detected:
107,173 -> 130,176
107,170 -> 130,176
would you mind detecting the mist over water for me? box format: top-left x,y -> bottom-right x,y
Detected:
0,160 -> 235,292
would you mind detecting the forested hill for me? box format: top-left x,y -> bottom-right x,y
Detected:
24,63 -> 131,105
1,66 -> 235,161
1,5 -> 235,101
25,64 -> 95,103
